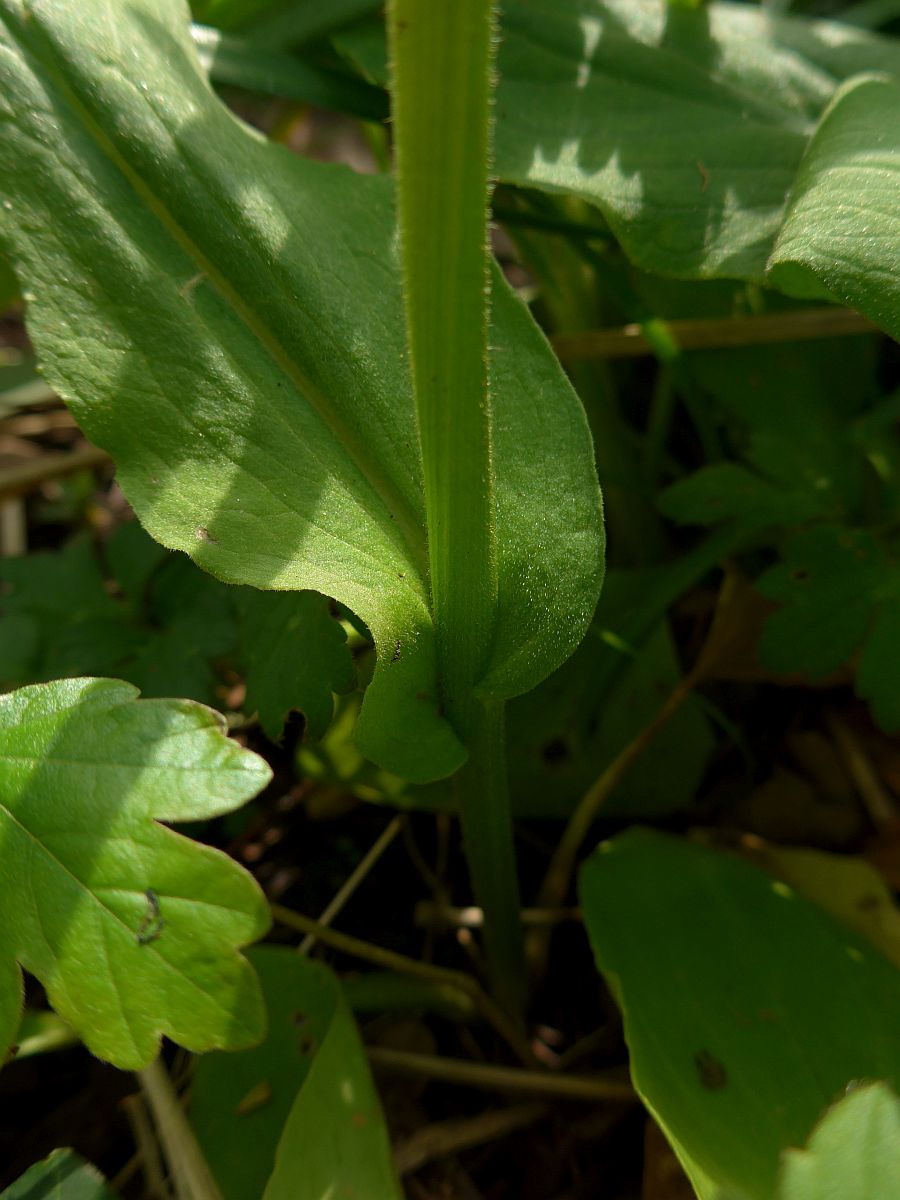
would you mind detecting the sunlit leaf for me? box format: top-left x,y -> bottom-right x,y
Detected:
0,0 -> 603,783
0,678 -> 271,1069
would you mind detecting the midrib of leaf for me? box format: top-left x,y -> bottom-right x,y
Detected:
9,9 -> 429,584
1,800 -> 242,1022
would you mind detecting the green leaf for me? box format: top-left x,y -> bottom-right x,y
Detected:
0,677 -> 271,1069
0,1149 -> 115,1199
337,2 -> 900,327
659,464 -> 818,530
779,1082 -> 900,1200
192,946 -> 401,1200
769,76 -> 900,340
191,25 -> 388,121
0,0 -> 602,785
0,528 -> 238,706
236,590 -> 356,740
757,526 -> 892,678
579,830 -> 900,1200
506,570 -> 712,819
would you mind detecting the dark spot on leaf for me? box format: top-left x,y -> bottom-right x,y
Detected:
791,568 -> 809,581
299,1034 -> 316,1056
136,888 -> 164,945
392,640 -> 402,662
291,1011 -> 308,1027
352,1112 -> 368,1128
235,1080 -> 272,1115
541,737 -> 571,766
694,1049 -> 727,1090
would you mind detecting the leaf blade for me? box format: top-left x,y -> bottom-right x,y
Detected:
0,677 -> 271,1069
579,830 -> 900,1200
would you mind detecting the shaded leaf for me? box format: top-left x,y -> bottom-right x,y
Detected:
0,1149 -> 114,1199
337,0 -> 900,312
778,1082 -> 900,1200
579,829 -> 900,1200
0,528 -> 237,705
236,590 -> 356,741
191,24 -> 388,121
191,946 -> 401,1200
0,0 -> 603,783
506,570 -> 712,819
0,678 -> 271,1069
659,464 -> 820,531
757,525 -> 900,731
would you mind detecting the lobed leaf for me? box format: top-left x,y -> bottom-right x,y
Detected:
236,589 -> 356,740
0,677 -> 271,1069
0,0 -> 603,783
756,524 -> 900,731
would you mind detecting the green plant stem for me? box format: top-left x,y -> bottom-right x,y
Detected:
138,1057 -> 224,1200
453,697 -> 524,1017
389,0 -> 526,1010
367,1047 -> 636,1103
551,306 -> 875,361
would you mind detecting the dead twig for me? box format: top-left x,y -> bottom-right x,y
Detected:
552,307 -> 876,362
0,443 -> 110,501
299,815 -> 402,955
367,1046 -> 636,1104
270,903 -> 537,1067
394,1102 -> 548,1175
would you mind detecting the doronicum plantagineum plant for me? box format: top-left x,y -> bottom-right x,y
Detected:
4,1 -> 900,1197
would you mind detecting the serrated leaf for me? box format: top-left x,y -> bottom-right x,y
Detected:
236,590 -> 356,740
0,1148 -> 114,1199
579,830 -> 900,1200
0,529 -> 238,706
0,0 -> 602,784
778,1082 -> 900,1200
192,947 -> 401,1200
0,678 -> 271,1069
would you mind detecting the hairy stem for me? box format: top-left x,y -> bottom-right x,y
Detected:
389,0 -> 526,1008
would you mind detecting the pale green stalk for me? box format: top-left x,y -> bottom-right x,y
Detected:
388,0 -> 526,1011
